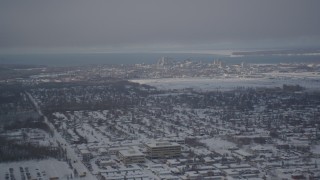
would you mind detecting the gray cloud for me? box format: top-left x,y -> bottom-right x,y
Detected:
1,0 -> 320,52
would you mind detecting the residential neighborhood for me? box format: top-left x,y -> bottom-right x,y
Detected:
1,59 -> 319,179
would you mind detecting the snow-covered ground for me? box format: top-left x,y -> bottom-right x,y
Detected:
26,92 -> 97,180
131,74 -> 320,90
201,137 -> 237,155
22,78 -> 320,180
0,159 -> 72,180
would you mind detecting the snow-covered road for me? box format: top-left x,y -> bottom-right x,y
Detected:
26,92 -> 97,180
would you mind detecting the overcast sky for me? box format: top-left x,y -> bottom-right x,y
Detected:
1,0 -> 320,53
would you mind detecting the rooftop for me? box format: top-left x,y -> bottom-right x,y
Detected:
146,141 -> 180,148
119,149 -> 144,157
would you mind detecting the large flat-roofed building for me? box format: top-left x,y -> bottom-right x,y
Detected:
145,141 -> 181,158
118,149 -> 145,164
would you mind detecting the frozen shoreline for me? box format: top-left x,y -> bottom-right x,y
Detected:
131,74 -> 320,91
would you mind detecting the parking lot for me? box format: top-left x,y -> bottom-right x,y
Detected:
0,159 -> 73,180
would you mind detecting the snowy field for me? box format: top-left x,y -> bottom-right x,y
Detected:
0,158 -> 73,180
131,74 -> 320,91
201,137 -> 237,155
